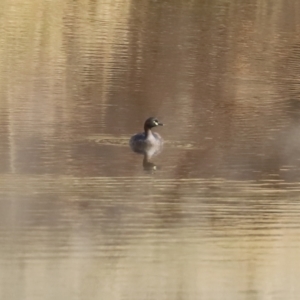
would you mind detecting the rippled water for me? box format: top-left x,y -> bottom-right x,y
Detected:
1,1 -> 300,299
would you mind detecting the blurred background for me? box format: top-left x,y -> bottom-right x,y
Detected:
0,0 -> 300,299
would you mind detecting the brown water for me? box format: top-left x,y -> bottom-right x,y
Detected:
1,1 -> 300,299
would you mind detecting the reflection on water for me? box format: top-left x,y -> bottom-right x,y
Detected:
1,0 -> 300,299
142,151 -> 160,172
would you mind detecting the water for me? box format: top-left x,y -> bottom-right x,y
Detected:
1,0 -> 300,299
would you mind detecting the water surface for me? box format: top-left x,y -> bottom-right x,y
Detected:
1,1 -> 300,299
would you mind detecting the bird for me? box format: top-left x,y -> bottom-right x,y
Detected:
129,117 -> 164,154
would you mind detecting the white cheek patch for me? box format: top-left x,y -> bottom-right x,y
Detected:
154,121 -> 158,125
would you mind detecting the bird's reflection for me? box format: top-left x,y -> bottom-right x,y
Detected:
142,150 -> 161,172
130,143 -> 163,173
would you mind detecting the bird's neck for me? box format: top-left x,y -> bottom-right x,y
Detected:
144,127 -> 152,138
